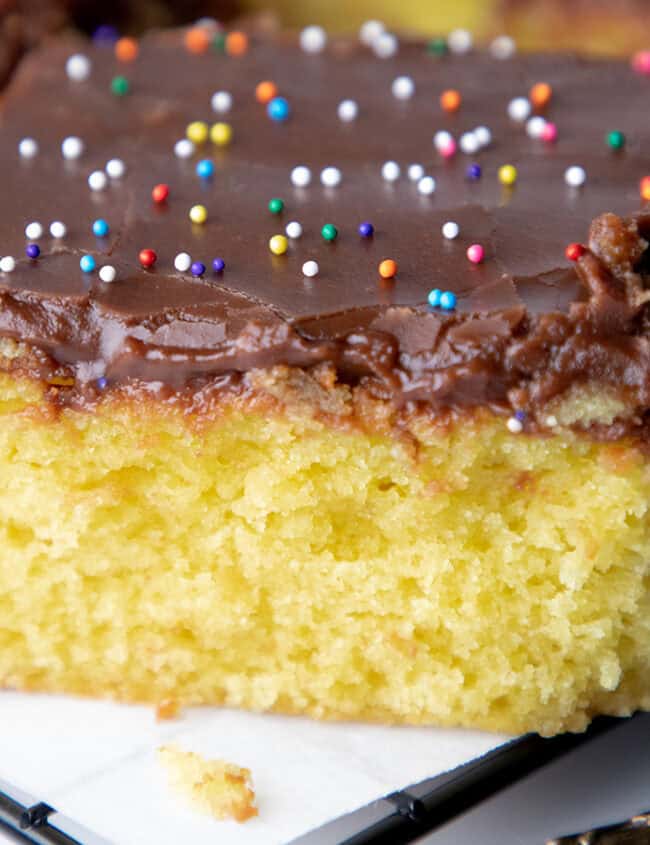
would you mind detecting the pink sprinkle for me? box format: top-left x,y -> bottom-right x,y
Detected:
466,244 -> 484,264
541,121 -> 557,143
632,50 -> 650,75
439,138 -> 457,159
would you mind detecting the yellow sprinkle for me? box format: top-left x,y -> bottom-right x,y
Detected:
186,121 -> 209,144
210,122 -> 232,147
189,204 -> 208,224
498,164 -> 518,186
269,234 -> 288,256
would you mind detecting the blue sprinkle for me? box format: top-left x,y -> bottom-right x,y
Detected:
466,163 -> 482,181
80,254 -> 96,273
96,376 -> 108,390
212,257 -> 225,273
196,159 -> 215,180
92,218 -> 110,237
439,291 -> 457,310
25,243 -> 40,259
515,410 -> 526,422
191,261 -> 206,277
267,96 -> 291,122
427,288 -> 442,307
358,221 -> 374,238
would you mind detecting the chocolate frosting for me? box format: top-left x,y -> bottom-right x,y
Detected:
0,29 -> 649,427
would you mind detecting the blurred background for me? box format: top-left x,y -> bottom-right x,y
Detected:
2,0 -> 650,87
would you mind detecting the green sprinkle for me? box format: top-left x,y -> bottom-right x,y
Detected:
268,198 -> 284,215
321,223 -> 338,242
111,75 -> 130,97
606,130 -> 625,151
212,33 -> 226,52
427,37 -> 447,56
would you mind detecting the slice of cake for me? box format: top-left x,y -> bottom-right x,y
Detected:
0,24 -> 648,736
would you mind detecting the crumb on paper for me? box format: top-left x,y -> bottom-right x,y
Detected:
158,744 -> 258,823
155,699 -> 182,721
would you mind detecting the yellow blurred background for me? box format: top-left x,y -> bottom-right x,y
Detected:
237,0 -> 650,54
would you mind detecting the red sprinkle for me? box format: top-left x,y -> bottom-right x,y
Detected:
139,248 -> 157,269
152,183 -> 170,204
565,243 -> 585,262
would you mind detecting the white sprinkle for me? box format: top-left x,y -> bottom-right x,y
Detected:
99,265 -> 117,283
174,139 -> 195,159
105,158 -> 126,179
459,131 -> 480,154
320,166 -> 342,187
565,165 -> 587,187
300,25 -> 327,54
302,260 -> 319,278
49,221 -> 67,239
174,252 -> 192,272
474,126 -> 492,148
88,170 -> 108,191
61,136 -> 84,160
490,35 -> 516,60
66,53 -> 91,81
407,163 -> 424,182
285,221 -> 303,239
433,130 -> 453,151
447,28 -> 473,55
24,221 -> 43,240
526,116 -> 547,139
417,175 -> 436,195
291,165 -> 312,187
359,19 -> 385,46
211,90 -> 232,114
0,256 -> 16,273
545,415 -> 558,428
337,99 -> 358,122
18,137 -> 38,159
373,32 -> 398,59
507,416 -> 523,434
391,75 -> 415,100
381,160 -> 401,182
507,96 -> 531,122
442,221 -> 460,240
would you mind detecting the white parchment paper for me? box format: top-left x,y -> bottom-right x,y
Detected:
0,692 -> 508,844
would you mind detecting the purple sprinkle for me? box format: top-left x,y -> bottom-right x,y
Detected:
96,376 -> 108,390
191,261 -> 206,277
93,25 -> 119,45
466,163 -> 482,181
25,243 -> 40,259
515,410 -> 526,422
212,257 -> 225,273
358,221 -> 374,238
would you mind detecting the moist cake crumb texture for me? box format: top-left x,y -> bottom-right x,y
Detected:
158,744 -> 257,822
0,22 -> 649,735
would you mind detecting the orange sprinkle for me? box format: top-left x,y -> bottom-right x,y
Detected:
640,176 -> 650,201
184,26 -> 210,54
226,31 -> 249,56
115,37 -> 139,62
378,259 -> 397,279
440,89 -> 461,113
530,81 -> 552,109
255,80 -> 278,104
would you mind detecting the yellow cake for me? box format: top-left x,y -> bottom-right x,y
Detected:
0,25 -> 649,736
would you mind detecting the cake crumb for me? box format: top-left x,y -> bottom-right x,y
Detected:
155,699 -> 181,721
158,745 -> 258,823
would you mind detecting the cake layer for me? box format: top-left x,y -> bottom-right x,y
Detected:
1,359 -> 649,735
0,29 -> 648,436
